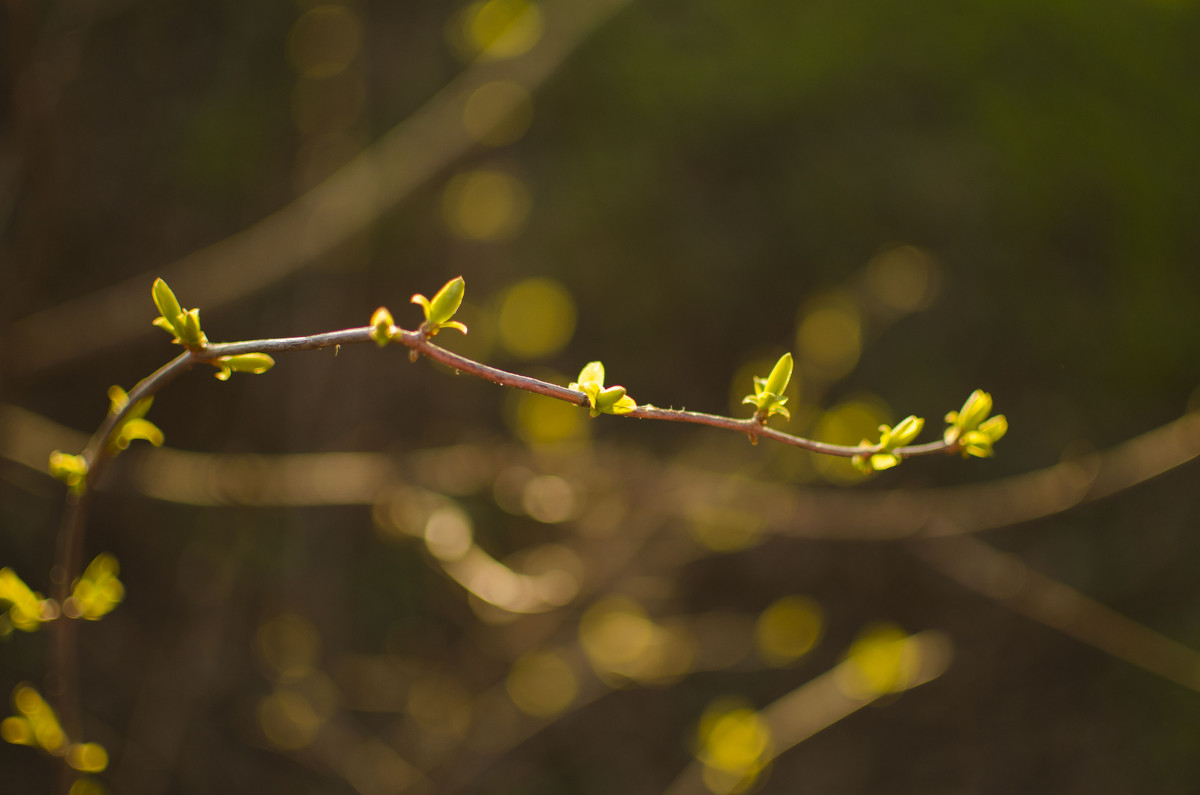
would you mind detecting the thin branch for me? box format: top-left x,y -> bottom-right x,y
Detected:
3,0 -> 635,377
169,325 -> 955,461
910,534 -> 1200,693
43,317 -> 955,782
659,631 -> 953,795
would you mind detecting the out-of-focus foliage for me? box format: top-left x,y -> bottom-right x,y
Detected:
3,0 -> 1200,792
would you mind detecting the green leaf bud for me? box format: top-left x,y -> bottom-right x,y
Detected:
945,389 -> 996,445
763,353 -> 793,398
411,277 -> 468,337
882,415 -> 924,449
956,390 -> 992,433
851,442 -> 876,475
743,353 -> 795,424
212,353 -> 275,381
594,385 -> 628,416
870,451 -> 901,471
180,308 -> 207,348
151,278 -> 183,334
979,414 -> 1008,443
49,451 -> 89,494
108,386 -> 153,421
569,361 -> 635,417
113,418 -> 164,450
107,386 -> 130,414
152,316 -> 178,337
370,307 -> 394,347
959,430 -> 994,458
571,361 -> 605,391
428,276 -> 465,325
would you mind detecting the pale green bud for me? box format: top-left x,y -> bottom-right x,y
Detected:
979,414 -> 1008,442
370,307 -> 394,347
884,415 -> 925,449
763,353 -> 793,398
956,389 -> 993,434
151,278 -> 183,333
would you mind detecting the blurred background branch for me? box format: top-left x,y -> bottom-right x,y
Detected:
4,0 -> 1200,792
2,0 -> 632,378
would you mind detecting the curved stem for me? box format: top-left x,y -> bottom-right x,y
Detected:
48,317 -> 959,779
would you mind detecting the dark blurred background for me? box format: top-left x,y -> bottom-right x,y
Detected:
3,0 -> 1200,792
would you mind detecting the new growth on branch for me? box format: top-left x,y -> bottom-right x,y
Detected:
17,274 -> 1007,788
49,275 -> 1008,498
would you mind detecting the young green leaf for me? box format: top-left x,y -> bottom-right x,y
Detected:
212,353 -> 275,381
48,451 -> 89,495
569,361 -> 636,417
152,278 -> 184,335
151,279 -> 208,348
944,389 -> 1006,457
879,415 -> 924,449
411,276 -> 469,338
742,353 -> 794,423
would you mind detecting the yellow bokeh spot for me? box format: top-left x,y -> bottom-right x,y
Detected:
67,742 -> 109,773
256,613 -> 320,683
463,81 -> 533,146
287,5 -> 363,78
257,688 -> 321,750
521,475 -> 577,523
755,596 -> 823,667
0,567 -> 50,631
66,553 -> 124,621
496,278 -> 576,359
811,397 -> 892,484
1,716 -> 33,746
68,778 -> 107,795
687,507 -> 765,553
505,651 -> 577,716
522,544 -> 583,607
442,170 -> 530,241
511,390 -> 587,445
795,292 -> 862,382
864,245 -> 938,313
696,699 -> 773,795
424,505 -> 474,562
453,0 -> 543,61
578,597 -> 694,685
835,623 -> 923,699
580,597 -> 655,671
11,684 -> 65,754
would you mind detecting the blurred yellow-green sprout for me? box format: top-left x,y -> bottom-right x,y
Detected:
0,569 -> 54,634
65,553 -> 124,621
48,451 -> 89,495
